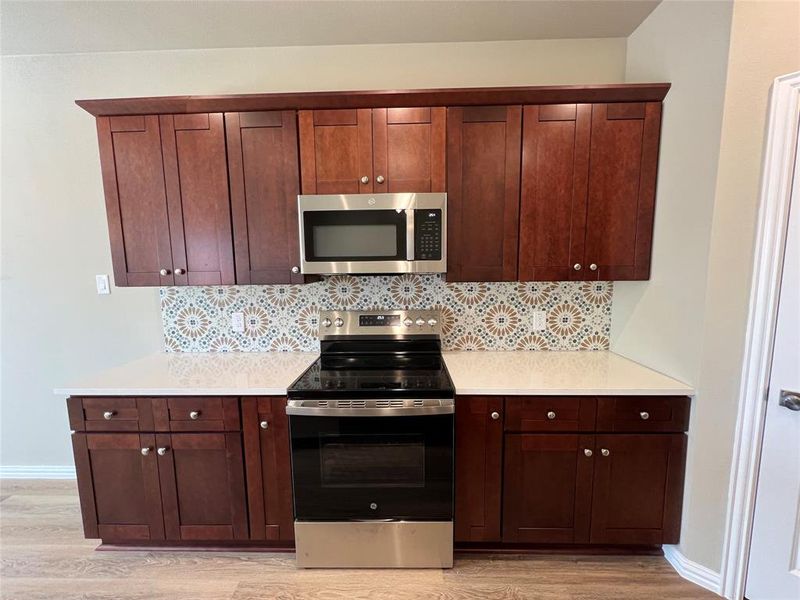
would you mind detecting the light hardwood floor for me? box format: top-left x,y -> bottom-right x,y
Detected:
0,480 -> 717,599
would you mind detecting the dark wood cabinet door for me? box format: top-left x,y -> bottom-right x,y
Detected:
502,434 -> 594,543
299,109 -> 373,194
519,104 -> 592,281
226,111 -> 303,284
584,102 -> 662,280
72,433 -> 164,541
447,106 -> 522,282
454,396 -> 503,542
96,115 -> 174,287
372,107 -> 445,193
156,433 -> 248,541
160,113 -> 235,286
590,434 -> 687,544
242,397 -> 295,542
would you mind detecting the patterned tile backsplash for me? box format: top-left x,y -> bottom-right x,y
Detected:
160,275 -> 613,352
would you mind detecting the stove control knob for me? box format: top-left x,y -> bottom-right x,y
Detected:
321,318 -> 332,328
427,318 -> 438,327
415,318 -> 425,327
404,318 -> 413,327
334,318 -> 344,327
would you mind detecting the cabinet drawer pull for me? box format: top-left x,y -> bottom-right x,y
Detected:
291,266 -> 300,274
546,411 -> 556,420
157,447 -> 169,456
141,447 -> 151,456
189,410 -> 201,420
376,175 -> 385,184
490,411 -> 500,421
573,264 -> 582,271
159,268 -> 170,276
601,448 -> 610,457
589,263 -> 598,271
360,175 -> 370,184
175,268 -> 186,275
103,411 -> 115,420
260,420 -> 269,430
584,449 -> 593,457
640,411 -> 650,420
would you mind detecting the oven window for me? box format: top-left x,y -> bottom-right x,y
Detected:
319,433 -> 425,488
313,224 -> 397,258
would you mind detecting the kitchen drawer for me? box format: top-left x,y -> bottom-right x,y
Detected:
504,397 -> 596,432
68,397 -> 155,432
152,397 -> 241,432
596,396 -> 690,433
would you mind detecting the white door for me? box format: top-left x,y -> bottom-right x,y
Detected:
746,133 -> 800,599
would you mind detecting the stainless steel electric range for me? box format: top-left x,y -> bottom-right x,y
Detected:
286,309 -> 454,568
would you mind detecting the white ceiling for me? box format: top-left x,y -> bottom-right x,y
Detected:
1,0 -> 661,56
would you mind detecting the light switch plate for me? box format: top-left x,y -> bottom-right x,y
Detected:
231,312 -> 245,333
95,274 -> 110,295
532,310 -> 546,331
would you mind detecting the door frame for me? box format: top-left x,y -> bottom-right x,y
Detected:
720,71 -> 800,600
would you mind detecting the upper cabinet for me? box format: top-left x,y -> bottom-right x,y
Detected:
446,106 -> 522,282
298,107 -> 446,194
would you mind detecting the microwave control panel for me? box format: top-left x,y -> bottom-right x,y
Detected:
414,209 -> 442,261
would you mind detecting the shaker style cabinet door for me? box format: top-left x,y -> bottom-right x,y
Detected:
159,113 -> 235,286
454,396 -> 503,543
155,433 -> 248,541
299,109 -> 373,194
518,104 -> 592,281
226,111 -> 304,284
583,103 -> 662,281
96,115 -> 174,287
502,433 -> 594,543
242,397 -> 295,542
71,432 -> 165,541
446,106 -> 522,282
372,107 -> 446,193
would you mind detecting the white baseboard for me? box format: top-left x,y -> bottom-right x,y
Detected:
663,545 -> 723,596
0,466 -> 77,479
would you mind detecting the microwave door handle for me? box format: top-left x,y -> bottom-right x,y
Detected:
405,209 -> 414,261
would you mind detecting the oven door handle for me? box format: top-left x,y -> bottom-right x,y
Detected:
285,403 -> 454,417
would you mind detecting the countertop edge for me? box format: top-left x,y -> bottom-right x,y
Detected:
454,387 -> 695,396
53,387 -> 290,397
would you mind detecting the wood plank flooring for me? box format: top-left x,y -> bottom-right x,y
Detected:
0,480 -> 718,599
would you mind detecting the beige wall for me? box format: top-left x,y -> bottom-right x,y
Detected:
614,0 -> 800,572
0,38 -> 627,467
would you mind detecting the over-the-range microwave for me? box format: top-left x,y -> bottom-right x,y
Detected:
297,193 -> 446,275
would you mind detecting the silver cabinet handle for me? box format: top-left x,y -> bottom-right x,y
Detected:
260,420 -> 269,430
640,411 -> 650,420
157,447 -> 168,456
601,448 -> 610,457
376,175 -> 385,184
189,411 -> 200,420
175,268 -> 186,275
589,264 -> 598,271
573,264 -> 582,271
779,390 -> 800,411
546,411 -> 556,420
141,447 -> 151,456
490,411 -> 500,421
159,268 -> 170,276
584,449 -> 593,457
103,411 -> 115,420
360,176 -> 370,184
291,266 -> 300,274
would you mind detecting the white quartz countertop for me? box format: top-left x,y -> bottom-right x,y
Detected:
55,351 -> 692,397
442,351 -> 693,396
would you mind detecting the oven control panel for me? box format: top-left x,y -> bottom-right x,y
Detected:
319,310 -> 442,339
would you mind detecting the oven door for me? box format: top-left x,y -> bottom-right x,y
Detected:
289,412 -> 453,521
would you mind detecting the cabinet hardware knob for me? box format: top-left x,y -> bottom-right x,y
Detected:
573,264 -> 582,271
157,447 -> 168,456
260,420 -> 269,430
159,268 -> 170,276
291,266 -> 300,274
546,411 -> 556,420
584,449 -> 593,457
376,175 -> 385,184
490,411 -> 500,421
189,411 -> 200,420
103,411 -> 115,420
601,448 -> 610,457
589,264 -> 598,271
360,176 -> 370,184
175,268 -> 186,275
640,411 -> 650,420
141,447 -> 151,456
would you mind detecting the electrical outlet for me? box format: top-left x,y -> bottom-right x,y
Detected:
231,312 -> 245,333
532,310 -> 547,331
95,274 -> 110,295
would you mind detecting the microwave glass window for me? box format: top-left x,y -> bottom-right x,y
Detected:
313,224 -> 397,258
319,433 -> 425,488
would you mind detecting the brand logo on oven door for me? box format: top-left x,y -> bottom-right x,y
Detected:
368,197 -> 376,206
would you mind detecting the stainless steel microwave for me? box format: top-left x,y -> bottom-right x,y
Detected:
298,193 -> 447,275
